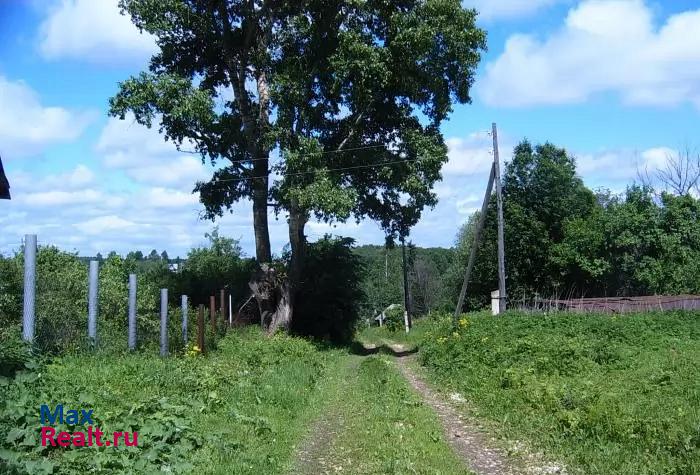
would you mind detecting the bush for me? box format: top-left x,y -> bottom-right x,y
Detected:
383,304 -> 405,332
292,236 -> 365,343
0,325 -> 36,377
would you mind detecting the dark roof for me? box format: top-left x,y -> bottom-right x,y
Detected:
0,154 -> 10,200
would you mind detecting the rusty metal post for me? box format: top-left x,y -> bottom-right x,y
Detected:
220,289 -> 226,328
209,295 -> 216,332
197,304 -> 205,353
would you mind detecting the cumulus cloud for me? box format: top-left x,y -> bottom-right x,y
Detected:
575,146 -> 678,188
465,0 -> 567,21
97,115 -> 210,188
480,0 -> 700,108
0,76 -> 93,158
38,0 -> 156,64
444,134 -> 494,176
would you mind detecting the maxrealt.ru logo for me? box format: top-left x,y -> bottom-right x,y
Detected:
40,405 -> 138,447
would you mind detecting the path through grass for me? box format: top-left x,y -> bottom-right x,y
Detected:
290,354 -> 471,475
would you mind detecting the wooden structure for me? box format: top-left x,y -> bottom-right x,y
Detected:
539,295 -> 700,313
0,154 -> 10,200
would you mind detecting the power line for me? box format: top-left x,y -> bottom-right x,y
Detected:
202,144 -> 390,166
211,155 -> 436,185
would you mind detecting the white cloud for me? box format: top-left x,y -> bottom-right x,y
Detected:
74,215 -> 137,235
143,188 -> 200,208
38,0 -> 156,64
465,0 -> 566,21
480,0 -> 700,108
20,189 -> 104,207
444,134 -> 494,176
97,115 -> 210,188
0,76 -> 93,158
575,146 -> 678,186
456,194 -> 482,215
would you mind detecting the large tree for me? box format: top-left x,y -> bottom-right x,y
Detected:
111,0 -> 485,332
449,141 -> 597,308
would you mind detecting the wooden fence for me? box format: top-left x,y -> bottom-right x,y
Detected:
537,295 -> 700,313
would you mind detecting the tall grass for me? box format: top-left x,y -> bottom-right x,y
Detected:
412,311 -> 700,474
0,328 -> 343,474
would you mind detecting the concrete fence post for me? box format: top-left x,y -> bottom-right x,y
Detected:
88,260 -> 100,345
22,234 -> 37,343
228,293 -> 233,327
128,274 -> 137,350
160,289 -> 168,356
491,290 -> 501,315
181,295 -> 188,345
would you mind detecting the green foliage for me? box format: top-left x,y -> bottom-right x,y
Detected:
178,228 -> 254,308
0,326 -> 37,378
111,0 -> 486,272
384,305 -> 405,332
448,139 -> 700,309
354,244 -> 454,320
292,237 -> 364,343
0,329 -> 338,474
554,188 -> 700,296
414,311 -> 700,474
0,255 -> 21,327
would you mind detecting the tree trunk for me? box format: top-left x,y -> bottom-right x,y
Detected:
267,202 -> 307,334
249,203 -> 307,335
252,158 -> 272,263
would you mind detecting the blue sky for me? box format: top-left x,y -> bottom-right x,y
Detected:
1,0 -> 699,258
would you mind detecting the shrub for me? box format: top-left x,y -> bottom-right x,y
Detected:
0,325 -> 36,377
292,236 -> 365,343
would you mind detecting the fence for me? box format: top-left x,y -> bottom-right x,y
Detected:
19,234 -> 234,355
532,295 -> 700,313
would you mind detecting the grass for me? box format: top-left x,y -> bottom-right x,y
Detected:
0,327 -> 345,474
1,325 -> 472,474
293,354 -> 470,475
363,311 -> 700,475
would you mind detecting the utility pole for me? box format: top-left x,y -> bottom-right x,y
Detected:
454,163 -> 495,321
492,123 -> 507,313
401,237 -> 411,331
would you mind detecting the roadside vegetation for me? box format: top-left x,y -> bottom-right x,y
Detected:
362,311 -> 700,475
0,328 -> 344,474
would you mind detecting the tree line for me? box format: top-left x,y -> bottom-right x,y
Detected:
356,141 -> 700,315
450,141 -> 700,310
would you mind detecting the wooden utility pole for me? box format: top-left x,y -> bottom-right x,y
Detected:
453,163 -> 495,320
492,123 -> 507,313
401,238 -> 411,330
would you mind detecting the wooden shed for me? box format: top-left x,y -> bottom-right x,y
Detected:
0,154 -> 10,200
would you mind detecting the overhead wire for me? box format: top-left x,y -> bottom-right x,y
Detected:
210,154 -> 438,185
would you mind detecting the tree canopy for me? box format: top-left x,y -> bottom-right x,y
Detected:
110,0 -> 486,331
448,140 -> 700,310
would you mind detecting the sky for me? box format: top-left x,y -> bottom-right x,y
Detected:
1,0 -> 699,258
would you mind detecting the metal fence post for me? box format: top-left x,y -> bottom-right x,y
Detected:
181,295 -> 188,345
128,274 -> 137,350
88,260 -> 99,345
22,234 -> 37,343
160,289 -> 168,356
